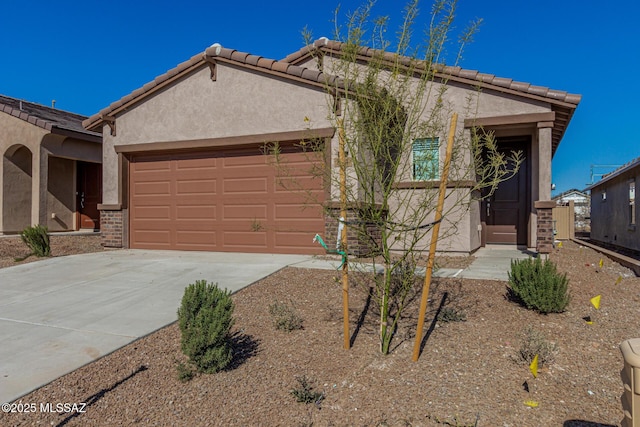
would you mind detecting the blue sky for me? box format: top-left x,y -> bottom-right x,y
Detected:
1,0 -> 638,194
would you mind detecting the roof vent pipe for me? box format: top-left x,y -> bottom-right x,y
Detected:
19,100 -> 22,110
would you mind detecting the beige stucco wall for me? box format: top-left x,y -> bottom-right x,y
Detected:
2,145 -> 32,232
102,63 -> 336,205
46,156 -> 75,231
0,113 -> 46,232
1,112 -> 101,233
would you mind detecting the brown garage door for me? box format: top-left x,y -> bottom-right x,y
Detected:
129,147 -> 325,254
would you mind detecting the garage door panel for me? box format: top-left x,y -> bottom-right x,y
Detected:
222,155 -> 268,167
133,161 -> 171,172
275,204 -> 322,220
274,177 -> 323,193
176,205 -> 217,220
175,231 -> 217,246
223,231 -> 268,248
176,179 -> 217,196
175,156 -> 217,170
133,206 -> 171,219
223,204 -> 267,220
131,230 -> 172,246
130,147 -> 325,254
223,177 -> 268,194
275,232 -> 320,249
133,181 -> 171,196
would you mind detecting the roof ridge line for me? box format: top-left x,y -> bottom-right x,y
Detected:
283,38 -> 582,106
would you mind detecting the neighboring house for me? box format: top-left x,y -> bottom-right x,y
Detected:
83,39 -> 580,255
587,157 -> 639,253
0,95 -> 102,234
552,189 -> 590,231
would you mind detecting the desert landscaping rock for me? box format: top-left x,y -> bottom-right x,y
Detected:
0,238 -> 636,426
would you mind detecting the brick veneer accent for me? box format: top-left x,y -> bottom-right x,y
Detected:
325,206 -> 384,257
534,200 -> 556,254
100,210 -> 124,248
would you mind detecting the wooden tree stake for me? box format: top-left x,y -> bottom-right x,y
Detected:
338,119 -> 350,350
412,112 -> 458,361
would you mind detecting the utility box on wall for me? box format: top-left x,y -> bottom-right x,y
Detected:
620,339 -> 640,426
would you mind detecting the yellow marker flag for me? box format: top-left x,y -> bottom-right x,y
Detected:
557,241 -> 563,248
524,399 -> 539,408
590,294 -> 601,310
599,258 -> 604,268
616,276 -> 622,285
529,354 -> 539,378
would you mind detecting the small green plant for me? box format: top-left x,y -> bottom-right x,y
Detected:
19,225 -> 50,258
177,280 -> 235,374
517,325 -> 558,367
290,375 -> 324,405
507,257 -> 570,314
268,300 -> 303,332
176,361 -> 195,383
437,306 -> 467,323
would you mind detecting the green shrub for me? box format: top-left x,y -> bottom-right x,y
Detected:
176,361 -> 195,383
290,375 -> 324,405
437,306 -> 467,323
20,225 -> 50,258
507,257 -> 570,314
268,300 -> 303,332
177,280 -> 235,373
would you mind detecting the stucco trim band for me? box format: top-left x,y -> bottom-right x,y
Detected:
463,112 -> 556,128
394,180 -> 477,190
113,128 -> 336,154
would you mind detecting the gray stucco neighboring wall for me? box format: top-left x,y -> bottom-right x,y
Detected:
590,166 -> 639,252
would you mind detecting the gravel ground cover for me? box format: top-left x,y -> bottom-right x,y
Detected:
0,238 -> 637,426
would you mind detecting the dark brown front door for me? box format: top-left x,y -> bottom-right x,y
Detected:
77,161 -> 101,230
482,136 -> 530,245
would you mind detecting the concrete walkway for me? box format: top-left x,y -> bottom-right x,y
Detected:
459,246 -> 537,281
295,246 -> 535,281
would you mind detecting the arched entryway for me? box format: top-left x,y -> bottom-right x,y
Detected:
2,144 -> 33,232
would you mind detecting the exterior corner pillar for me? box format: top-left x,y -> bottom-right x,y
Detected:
31,147 -> 49,227
534,200 -> 555,254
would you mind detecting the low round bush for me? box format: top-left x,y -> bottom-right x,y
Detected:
507,257 -> 570,314
177,280 -> 235,373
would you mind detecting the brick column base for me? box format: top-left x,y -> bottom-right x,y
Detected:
534,200 -> 555,254
325,205 -> 384,257
100,210 -> 124,248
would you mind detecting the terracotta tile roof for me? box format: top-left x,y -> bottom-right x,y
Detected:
284,38 -> 581,151
84,39 -> 580,152
0,94 -> 100,140
83,45 -> 344,131
284,38 -> 582,106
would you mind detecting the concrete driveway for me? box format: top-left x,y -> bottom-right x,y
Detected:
0,250 -> 315,404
